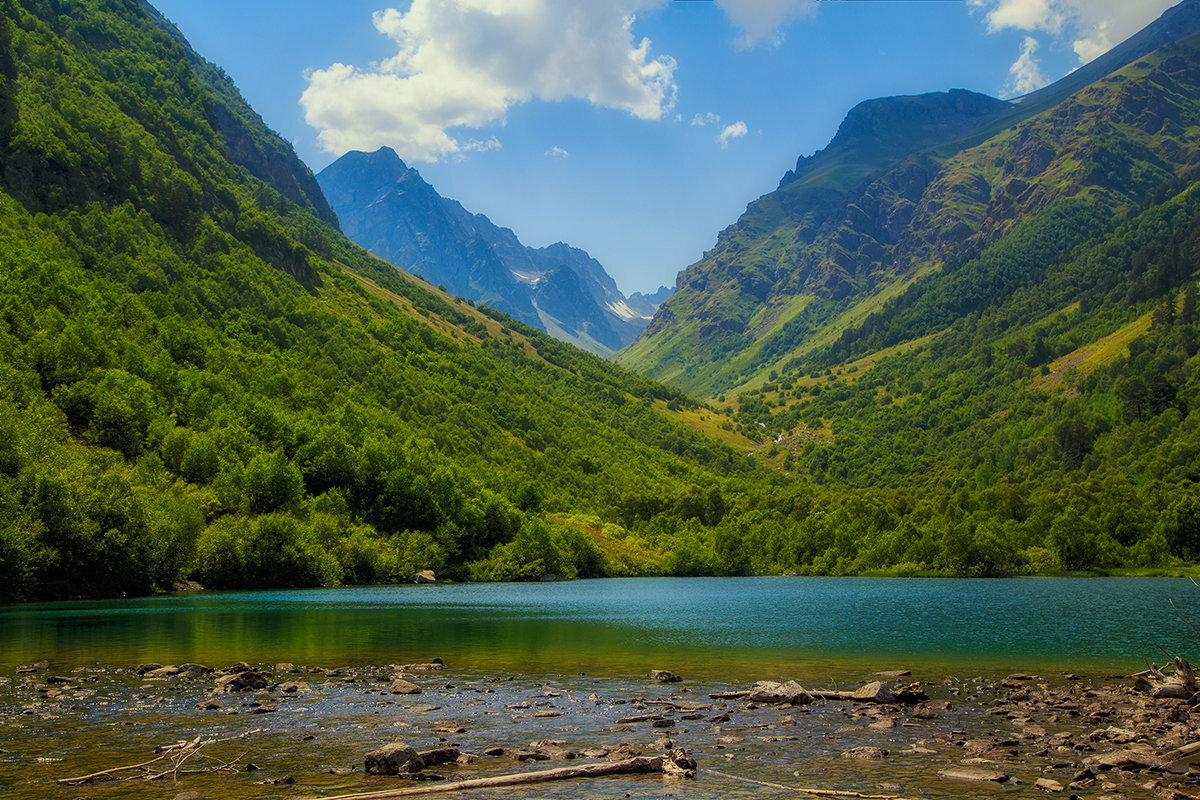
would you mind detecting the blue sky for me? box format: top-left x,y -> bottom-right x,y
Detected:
151,0 -> 1176,294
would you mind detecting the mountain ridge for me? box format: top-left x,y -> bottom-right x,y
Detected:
318,147 -> 662,356
622,0 -> 1200,399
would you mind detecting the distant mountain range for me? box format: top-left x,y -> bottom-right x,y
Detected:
318,148 -> 669,357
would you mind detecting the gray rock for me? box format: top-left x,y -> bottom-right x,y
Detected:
747,680 -> 813,705
649,670 -> 683,683
938,766 -> 1009,782
389,678 -> 422,695
365,742 -> 424,775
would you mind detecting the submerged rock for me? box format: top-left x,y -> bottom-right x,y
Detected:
649,670 -> 683,683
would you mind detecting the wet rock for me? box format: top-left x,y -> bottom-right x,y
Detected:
400,659 -> 445,671
852,681 -> 894,703
278,681 -> 309,694
938,766 -> 1009,782
365,742 -> 424,775
650,670 -> 683,683
1088,748 -> 1161,771
483,747 -> 505,757
746,680 -> 813,705
389,678 -> 422,695
843,747 -> 889,760
196,698 -> 224,710
616,713 -> 664,724
254,775 -> 294,785
135,663 -> 164,675
419,748 -> 461,766
215,670 -> 269,692
142,666 -> 181,679
172,792 -> 206,800
653,719 -> 676,728
1035,777 -> 1065,793
874,670 -> 912,678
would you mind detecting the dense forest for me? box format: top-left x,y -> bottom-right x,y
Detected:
3,0 -> 1200,602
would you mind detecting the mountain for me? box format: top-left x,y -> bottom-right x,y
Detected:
0,0 -> 769,599
317,148 -> 650,356
6,0 -> 1200,598
622,0 -> 1200,399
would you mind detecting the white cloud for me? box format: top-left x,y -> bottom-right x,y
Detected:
546,146 -> 569,159
969,0 -> 1175,64
301,0 -> 676,162
718,120 -> 748,147
691,111 -> 721,127
714,0 -> 817,47
1006,36 -> 1049,97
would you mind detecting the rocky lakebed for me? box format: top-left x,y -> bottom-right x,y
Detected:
4,657 -> 1200,800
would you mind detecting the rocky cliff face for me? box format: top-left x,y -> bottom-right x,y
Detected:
318,148 -> 650,356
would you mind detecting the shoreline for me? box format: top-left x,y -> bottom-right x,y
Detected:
4,659 -> 1200,800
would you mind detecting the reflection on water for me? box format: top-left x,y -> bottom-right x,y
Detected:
3,577 -> 1198,680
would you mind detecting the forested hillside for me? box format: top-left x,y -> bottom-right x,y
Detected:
0,0 -> 763,600
5,0 -> 1200,601
615,5 -> 1200,578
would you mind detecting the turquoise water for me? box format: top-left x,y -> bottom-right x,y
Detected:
3,577 -> 1197,679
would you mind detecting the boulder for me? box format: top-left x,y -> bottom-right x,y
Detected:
215,670 -> 270,692
649,670 -> 683,683
746,680 -> 813,705
389,678 -> 422,695
852,681 -> 894,703
414,570 -> 437,584
418,748 -> 461,766
365,742 -> 424,775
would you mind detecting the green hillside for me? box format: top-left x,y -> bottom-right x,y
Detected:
0,0 -> 766,600
6,0 -> 1200,599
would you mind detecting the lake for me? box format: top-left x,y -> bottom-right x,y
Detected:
4,577 -> 1198,800
3,576 -> 1197,679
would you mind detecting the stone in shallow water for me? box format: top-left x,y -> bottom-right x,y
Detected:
365,742 -> 424,775
938,766 -> 1009,782
842,746 -> 888,760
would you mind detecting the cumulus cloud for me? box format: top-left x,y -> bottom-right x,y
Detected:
1006,36 -> 1049,97
691,111 -> 721,127
718,120 -> 748,148
302,0 -> 676,162
969,0 -> 1175,65
714,0 -> 817,47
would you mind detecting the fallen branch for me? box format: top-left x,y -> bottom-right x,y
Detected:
702,768 -> 919,800
56,754 -> 170,785
310,755 -> 675,800
56,729 -> 260,785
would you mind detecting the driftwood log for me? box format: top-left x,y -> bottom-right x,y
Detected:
310,753 -> 695,800
1135,656 -> 1200,700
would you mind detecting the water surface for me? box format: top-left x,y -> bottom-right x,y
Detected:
3,577 -> 1196,679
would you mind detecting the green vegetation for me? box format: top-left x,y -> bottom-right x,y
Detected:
0,0 -> 756,600
5,0 -> 1200,600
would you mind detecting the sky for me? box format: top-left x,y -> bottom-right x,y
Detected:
150,0 -> 1178,295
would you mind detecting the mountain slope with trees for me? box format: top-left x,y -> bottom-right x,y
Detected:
0,0 -> 759,600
